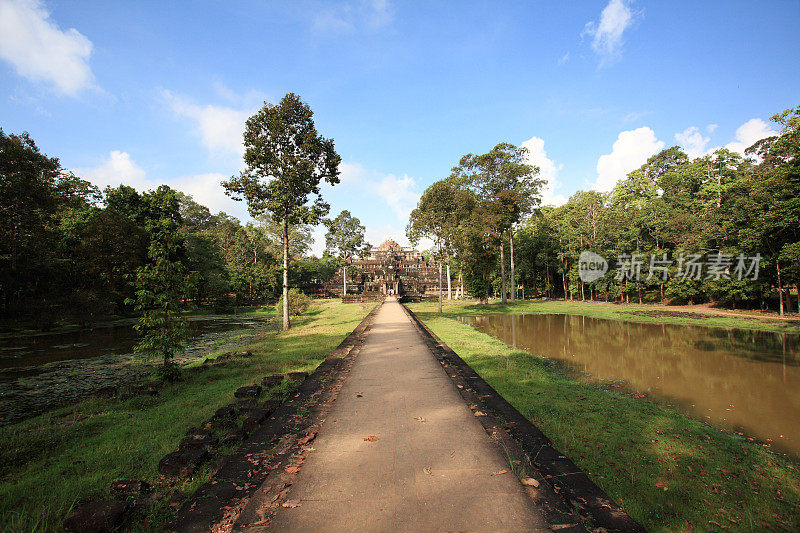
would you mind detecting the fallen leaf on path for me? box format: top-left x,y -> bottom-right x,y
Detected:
285,466 -> 301,474
363,435 -> 379,442
414,416 -> 426,423
356,394 -> 363,398
423,466 -> 432,475
521,477 -> 540,487
491,469 -> 508,476
298,432 -> 317,445
282,500 -> 301,508
474,411 -> 486,416
469,404 -> 477,410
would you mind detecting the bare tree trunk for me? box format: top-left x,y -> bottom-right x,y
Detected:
545,257 -> 551,298
282,219 -> 290,331
510,230 -> 516,302
777,260 -> 785,316
447,264 -> 452,300
438,249 -> 443,313
500,237 -> 507,304
342,263 -> 347,297
796,283 -> 800,314
460,271 -> 464,300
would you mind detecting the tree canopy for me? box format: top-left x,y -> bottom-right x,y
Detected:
223,93 -> 340,329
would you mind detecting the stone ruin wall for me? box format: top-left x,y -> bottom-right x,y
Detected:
324,240 -> 441,301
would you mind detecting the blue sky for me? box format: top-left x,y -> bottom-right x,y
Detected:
1,0 -> 798,253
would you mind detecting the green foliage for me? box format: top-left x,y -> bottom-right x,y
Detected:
324,210 -> 369,260
223,93 -> 340,330
408,143 -> 544,304
324,210 -> 369,295
0,126 -> 317,327
277,288 -> 312,316
509,105 -> 800,313
127,186 -> 192,379
0,130 -> 100,323
0,300 -> 373,532
411,305 -> 800,532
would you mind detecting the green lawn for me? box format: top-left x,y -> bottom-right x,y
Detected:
0,299 -> 374,532
408,300 -> 800,532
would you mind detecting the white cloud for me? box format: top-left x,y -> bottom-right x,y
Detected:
558,52 -> 570,65
725,118 -> 776,156
520,136 -> 566,207
337,161 -> 370,185
675,126 -> 710,159
331,161 -> 421,221
706,123 -> 718,133
172,172 -> 240,215
161,89 -> 254,158
74,151 -> 246,218
0,0 -> 94,95
594,127 -> 664,192
622,110 -> 649,123
312,0 -> 394,34
376,173 -> 420,220
366,224 -> 416,249
313,222 -> 416,258
583,0 -> 635,66
74,150 -> 148,190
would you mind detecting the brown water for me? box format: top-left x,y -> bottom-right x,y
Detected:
0,315 -> 278,424
459,314 -> 800,456
0,316 -> 269,380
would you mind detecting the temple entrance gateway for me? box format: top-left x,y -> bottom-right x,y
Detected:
325,240 -> 439,301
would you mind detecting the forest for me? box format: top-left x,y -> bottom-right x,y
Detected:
0,129 -> 339,329
3,104 -> 799,332
409,106 -> 800,314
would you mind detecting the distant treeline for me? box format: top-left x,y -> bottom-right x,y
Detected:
408,106 -> 799,314
513,108 -> 800,312
0,130 -> 339,328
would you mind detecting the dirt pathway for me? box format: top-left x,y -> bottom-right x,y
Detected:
252,298 -> 550,532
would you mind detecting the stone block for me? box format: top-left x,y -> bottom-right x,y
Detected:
261,374 -> 283,388
234,384 -> 262,399
64,500 -> 131,532
158,447 -> 210,478
109,479 -> 150,498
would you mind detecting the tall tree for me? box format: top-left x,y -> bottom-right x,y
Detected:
408,179 -> 461,311
450,142 -> 542,303
223,93 -> 341,330
323,210 -> 369,296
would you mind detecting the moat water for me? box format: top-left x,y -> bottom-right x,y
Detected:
459,314 -> 800,456
0,316 -> 267,377
0,315 -> 277,424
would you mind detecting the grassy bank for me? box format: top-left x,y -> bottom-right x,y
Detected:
427,298 -> 800,334
0,299 -> 374,532
408,301 -> 800,532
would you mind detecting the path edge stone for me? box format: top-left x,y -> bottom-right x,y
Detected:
402,304 -> 646,533
167,301 -> 382,533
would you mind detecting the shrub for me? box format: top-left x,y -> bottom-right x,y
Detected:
276,288 -> 312,316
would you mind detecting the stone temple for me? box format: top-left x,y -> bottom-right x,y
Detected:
325,240 -> 440,301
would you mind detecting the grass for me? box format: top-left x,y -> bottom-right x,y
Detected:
408,300 -> 800,532
0,299 -> 374,532
426,298 -> 800,334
